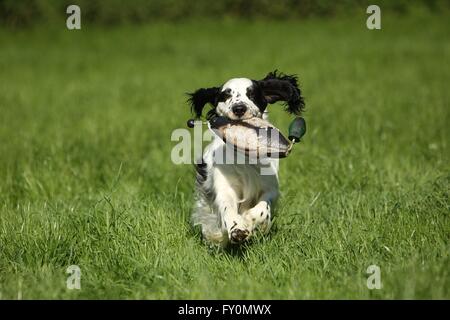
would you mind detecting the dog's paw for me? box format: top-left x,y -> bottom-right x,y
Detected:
229,228 -> 250,244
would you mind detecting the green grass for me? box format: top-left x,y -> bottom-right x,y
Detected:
0,13 -> 449,299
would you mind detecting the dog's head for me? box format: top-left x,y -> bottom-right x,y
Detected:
187,70 -> 305,120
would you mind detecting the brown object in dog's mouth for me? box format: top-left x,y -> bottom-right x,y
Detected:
209,116 -> 291,159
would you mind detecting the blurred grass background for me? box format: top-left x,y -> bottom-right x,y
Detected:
0,1 -> 449,299
1,0 -> 450,26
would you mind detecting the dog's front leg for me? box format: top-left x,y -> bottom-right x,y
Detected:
243,190 -> 278,235
214,172 -> 250,244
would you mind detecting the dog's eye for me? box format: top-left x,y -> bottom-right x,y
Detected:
218,90 -> 231,102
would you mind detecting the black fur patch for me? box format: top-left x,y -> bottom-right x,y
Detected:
217,88 -> 231,103
194,159 -> 215,202
247,81 -> 268,113
195,161 -> 208,184
257,70 -> 305,115
187,87 -> 220,118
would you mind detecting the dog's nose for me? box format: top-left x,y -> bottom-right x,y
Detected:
232,103 -> 247,117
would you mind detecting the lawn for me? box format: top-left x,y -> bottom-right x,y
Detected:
0,12 -> 449,299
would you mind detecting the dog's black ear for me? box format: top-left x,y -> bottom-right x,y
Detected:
187,87 -> 220,119
257,70 -> 305,115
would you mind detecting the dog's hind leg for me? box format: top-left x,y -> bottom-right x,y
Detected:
192,197 -> 227,245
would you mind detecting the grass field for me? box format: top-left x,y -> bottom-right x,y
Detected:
0,12 -> 449,299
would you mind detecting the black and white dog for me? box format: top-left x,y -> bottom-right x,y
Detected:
188,71 -> 305,246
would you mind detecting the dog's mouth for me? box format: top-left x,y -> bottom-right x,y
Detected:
227,113 -> 257,121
